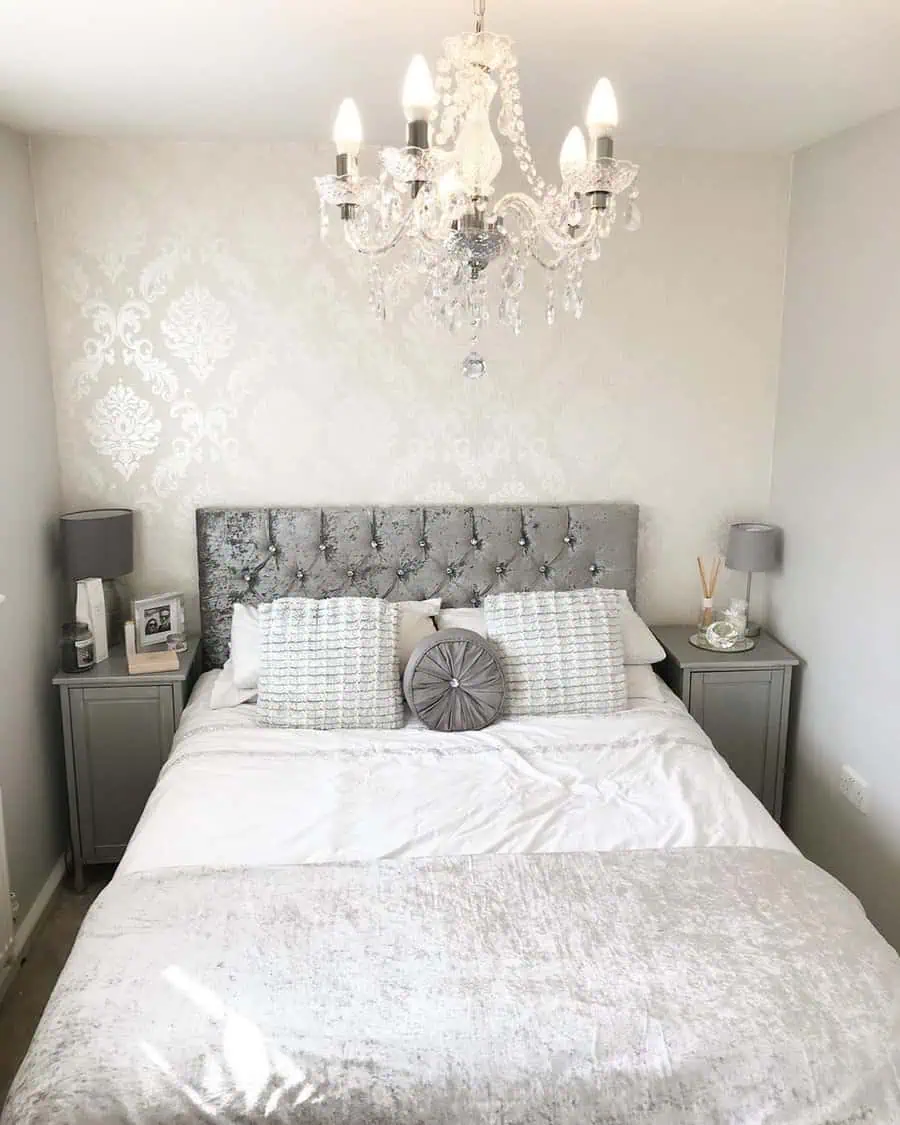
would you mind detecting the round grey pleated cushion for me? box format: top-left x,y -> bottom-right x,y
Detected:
403,628 -> 506,731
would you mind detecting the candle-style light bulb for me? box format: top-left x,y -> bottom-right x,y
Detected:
402,55 -> 436,123
585,77 -> 618,139
559,126 -> 587,178
333,98 -> 363,157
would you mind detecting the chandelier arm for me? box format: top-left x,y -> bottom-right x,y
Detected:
342,206 -> 418,257
493,192 -> 601,260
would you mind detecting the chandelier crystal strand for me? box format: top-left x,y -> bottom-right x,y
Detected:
315,0 -> 640,374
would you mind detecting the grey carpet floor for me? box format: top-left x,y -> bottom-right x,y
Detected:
0,866 -> 113,1109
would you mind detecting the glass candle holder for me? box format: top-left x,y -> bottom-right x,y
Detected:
166,631 -> 187,654
723,598 -> 748,640
60,622 -> 95,673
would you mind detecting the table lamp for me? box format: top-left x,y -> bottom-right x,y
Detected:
60,508 -> 134,648
725,522 -> 781,637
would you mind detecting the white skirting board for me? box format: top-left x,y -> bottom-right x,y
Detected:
0,854 -> 66,1006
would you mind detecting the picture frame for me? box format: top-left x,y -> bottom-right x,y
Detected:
132,592 -> 185,652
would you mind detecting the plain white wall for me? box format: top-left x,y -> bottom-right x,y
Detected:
0,126 -> 66,918
769,108 -> 900,950
30,139 -> 791,627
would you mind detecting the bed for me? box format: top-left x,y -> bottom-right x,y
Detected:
3,504 -> 899,1124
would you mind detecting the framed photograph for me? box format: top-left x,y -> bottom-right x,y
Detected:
132,592 -> 184,651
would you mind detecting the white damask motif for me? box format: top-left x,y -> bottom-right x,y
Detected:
87,380 -> 162,480
149,353 -> 268,498
119,293 -> 178,400
68,298 -> 116,399
139,238 -> 190,303
161,285 -> 236,381
67,294 -> 177,401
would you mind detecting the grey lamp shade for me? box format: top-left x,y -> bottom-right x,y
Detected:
725,522 -> 781,573
60,508 -> 134,579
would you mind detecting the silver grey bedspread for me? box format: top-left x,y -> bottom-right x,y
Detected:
4,848 -> 899,1124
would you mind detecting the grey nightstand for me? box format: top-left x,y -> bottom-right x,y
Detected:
54,638 -> 201,890
651,626 -> 799,823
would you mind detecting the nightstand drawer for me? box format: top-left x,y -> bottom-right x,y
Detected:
689,669 -> 786,811
69,685 -> 176,862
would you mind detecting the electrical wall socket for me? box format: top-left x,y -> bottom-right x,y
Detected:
839,765 -> 869,814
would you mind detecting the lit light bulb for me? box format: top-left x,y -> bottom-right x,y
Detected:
402,55 -> 437,123
559,126 -> 587,178
585,77 -> 618,138
333,98 -> 363,156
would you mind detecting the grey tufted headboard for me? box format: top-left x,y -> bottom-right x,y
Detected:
196,504 -> 638,670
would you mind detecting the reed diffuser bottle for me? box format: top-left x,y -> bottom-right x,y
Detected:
697,555 -> 722,633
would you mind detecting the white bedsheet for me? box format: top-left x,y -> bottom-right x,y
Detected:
121,670 -> 792,876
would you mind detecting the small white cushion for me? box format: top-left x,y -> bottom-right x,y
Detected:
439,595 -> 664,665
397,598 -> 441,669
436,607 -> 488,636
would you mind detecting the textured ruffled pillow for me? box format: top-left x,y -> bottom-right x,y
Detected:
438,591 -> 664,665
403,629 -> 505,731
257,597 -> 403,729
210,597 -> 439,710
483,588 -> 627,717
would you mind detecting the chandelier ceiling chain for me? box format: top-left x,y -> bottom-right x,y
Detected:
315,0 -> 641,377
473,0 -> 485,34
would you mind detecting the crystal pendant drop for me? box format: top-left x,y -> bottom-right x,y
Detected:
624,195 -> 642,232
546,281 -> 556,326
462,350 -> 488,379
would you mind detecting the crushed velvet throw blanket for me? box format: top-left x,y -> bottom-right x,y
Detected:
4,848 -> 900,1124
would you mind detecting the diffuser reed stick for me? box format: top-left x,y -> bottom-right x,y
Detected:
697,555 -> 722,631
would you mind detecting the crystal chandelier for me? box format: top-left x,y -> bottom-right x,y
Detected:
314,0 -> 641,378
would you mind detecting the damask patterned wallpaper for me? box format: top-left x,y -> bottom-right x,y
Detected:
30,138 -> 791,626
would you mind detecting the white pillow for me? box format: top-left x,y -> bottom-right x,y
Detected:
625,664 -> 666,703
615,591 -> 665,664
209,659 -> 257,709
215,597 -> 441,707
231,603 -> 261,690
439,594 -> 664,665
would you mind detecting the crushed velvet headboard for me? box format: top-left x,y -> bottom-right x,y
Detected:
196,504 -> 638,669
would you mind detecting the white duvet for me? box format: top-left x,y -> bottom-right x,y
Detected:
121,669 -> 792,876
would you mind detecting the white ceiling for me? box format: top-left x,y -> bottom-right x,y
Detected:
1,0 -> 899,151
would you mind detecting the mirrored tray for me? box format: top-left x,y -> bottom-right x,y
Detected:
689,633 -> 756,653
